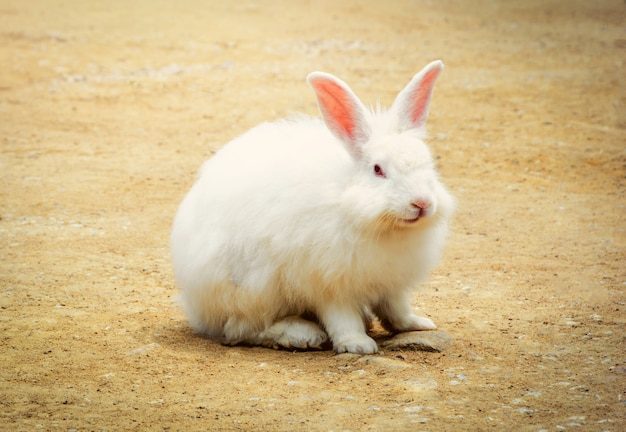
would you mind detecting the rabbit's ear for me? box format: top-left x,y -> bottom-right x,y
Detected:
392,61 -> 444,131
307,72 -> 369,157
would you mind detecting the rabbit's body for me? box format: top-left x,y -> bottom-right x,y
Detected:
171,62 -> 454,353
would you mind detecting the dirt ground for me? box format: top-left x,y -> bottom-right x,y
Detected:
1,0 -> 625,430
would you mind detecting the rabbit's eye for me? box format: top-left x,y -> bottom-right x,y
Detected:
373,164 -> 387,178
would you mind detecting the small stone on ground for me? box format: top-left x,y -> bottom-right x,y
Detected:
381,330 -> 454,352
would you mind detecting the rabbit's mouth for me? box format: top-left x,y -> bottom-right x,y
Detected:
400,202 -> 434,225
397,207 -> 434,226
393,215 -> 422,228
379,212 -> 425,230
401,207 -> 428,224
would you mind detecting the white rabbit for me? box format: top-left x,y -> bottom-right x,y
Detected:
171,61 -> 455,354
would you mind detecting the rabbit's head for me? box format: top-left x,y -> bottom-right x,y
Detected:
307,61 -> 450,233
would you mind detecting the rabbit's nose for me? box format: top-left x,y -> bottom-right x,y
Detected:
411,199 -> 431,210
411,199 -> 431,217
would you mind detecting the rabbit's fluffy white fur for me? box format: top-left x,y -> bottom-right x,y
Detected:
171,61 -> 455,354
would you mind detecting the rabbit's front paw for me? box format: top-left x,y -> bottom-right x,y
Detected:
261,316 -> 328,349
333,334 -> 378,354
395,314 -> 437,332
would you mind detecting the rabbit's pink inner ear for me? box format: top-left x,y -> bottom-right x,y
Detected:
408,67 -> 440,126
313,80 -> 358,142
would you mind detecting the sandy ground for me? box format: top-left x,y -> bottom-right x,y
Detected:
1,0 -> 625,430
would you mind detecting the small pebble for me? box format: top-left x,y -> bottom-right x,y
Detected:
403,406 -> 422,412
356,355 -> 410,369
403,377 -> 438,393
126,342 -> 159,356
